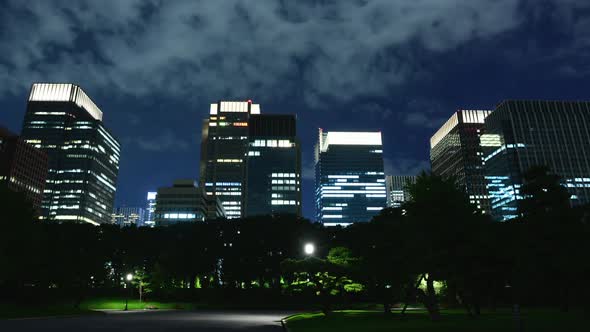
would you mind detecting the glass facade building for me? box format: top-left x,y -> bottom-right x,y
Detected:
385,175 -> 416,208
482,100 -> 590,221
112,206 -> 145,227
244,114 -> 301,217
21,83 -> 120,225
430,110 -> 492,213
0,126 -> 48,211
314,130 -> 386,226
144,191 -> 157,227
199,101 -> 261,219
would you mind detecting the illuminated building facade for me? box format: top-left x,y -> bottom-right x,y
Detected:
430,110 -> 492,213
112,206 -> 145,227
144,191 -> 157,227
199,101 -> 260,219
315,130 -> 386,226
244,114 -> 301,217
482,100 -> 590,221
0,126 -> 48,210
155,179 -> 225,226
20,83 -> 120,225
385,175 -> 416,208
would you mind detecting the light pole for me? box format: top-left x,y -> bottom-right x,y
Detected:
304,243 -> 315,256
124,273 -> 133,311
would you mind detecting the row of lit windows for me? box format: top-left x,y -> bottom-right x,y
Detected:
163,213 -> 197,219
271,179 -> 297,184
271,173 -> 296,178
271,200 -> 298,205
251,140 -> 294,148
216,159 -> 243,163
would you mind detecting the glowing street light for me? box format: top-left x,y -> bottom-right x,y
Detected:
304,243 -> 315,256
124,273 -> 133,311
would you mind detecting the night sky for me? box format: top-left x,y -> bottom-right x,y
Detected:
1,0 -> 590,220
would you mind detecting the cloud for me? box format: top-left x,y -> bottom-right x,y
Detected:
402,99 -> 448,128
129,131 -> 190,152
0,0 -> 528,106
384,156 -> 430,176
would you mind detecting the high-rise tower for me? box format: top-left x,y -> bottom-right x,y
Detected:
244,114 -> 301,217
199,101 -> 260,218
430,110 -> 491,213
21,83 -> 120,225
482,100 -> 590,221
314,130 -> 386,226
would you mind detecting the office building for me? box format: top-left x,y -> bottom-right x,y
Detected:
0,126 -> 48,210
199,101 -> 261,219
244,114 -> 301,217
155,179 -> 225,226
20,83 -> 120,225
144,191 -> 157,227
430,110 -> 492,213
315,130 -> 386,226
385,175 -> 416,208
482,100 -> 590,221
112,206 -> 145,227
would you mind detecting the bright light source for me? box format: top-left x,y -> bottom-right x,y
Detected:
304,243 -> 315,255
126,273 -> 133,281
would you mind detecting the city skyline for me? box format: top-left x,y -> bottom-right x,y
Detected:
2,1 -> 590,220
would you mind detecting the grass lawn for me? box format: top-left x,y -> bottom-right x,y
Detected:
0,298 -> 194,319
285,308 -> 589,332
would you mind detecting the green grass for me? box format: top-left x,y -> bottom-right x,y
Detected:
0,298 -> 194,319
285,308 -> 590,332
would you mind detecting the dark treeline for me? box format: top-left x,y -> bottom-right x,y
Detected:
1,166 -> 589,317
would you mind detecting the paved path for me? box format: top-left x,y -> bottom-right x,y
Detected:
0,310 -> 296,331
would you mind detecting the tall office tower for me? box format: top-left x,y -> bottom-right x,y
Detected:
244,114 -> 301,217
430,110 -> 492,213
112,206 -> 145,227
315,130 -> 386,226
199,101 -> 261,219
144,191 -> 157,227
482,100 -> 590,221
21,83 -> 120,225
385,175 -> 417,208
0,126 -> 48,210
155,179 -> 225,226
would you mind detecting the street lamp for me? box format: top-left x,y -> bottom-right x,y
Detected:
124,273 -> 133,311
304,243 -> 315,256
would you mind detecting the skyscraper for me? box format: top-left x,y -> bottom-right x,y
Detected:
385,175 -> 416,208
315,130 -> 386,226
199,101 -> 260,219
144,191 -> 157,227
430,109 -> 492,213
0,126 -> 48,210
244,114 -> 301,217
155,179 -> 225,226
482,100 -> 590,221
21,83 -> 120,225
112,206 -> 145,227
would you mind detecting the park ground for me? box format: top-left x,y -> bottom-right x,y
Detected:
284,308 -> 590,332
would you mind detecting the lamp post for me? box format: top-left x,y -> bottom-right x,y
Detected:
124,273 -> 133,311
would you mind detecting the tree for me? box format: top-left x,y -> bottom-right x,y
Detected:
401,171 -> 486,320
281,247 -> 363,315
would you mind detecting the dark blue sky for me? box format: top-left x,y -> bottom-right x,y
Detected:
1,0 -> 590,219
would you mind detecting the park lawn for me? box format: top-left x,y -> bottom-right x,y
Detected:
285,308 -> 589,332
0,298 -> 194,319
0,303 -> 99,319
